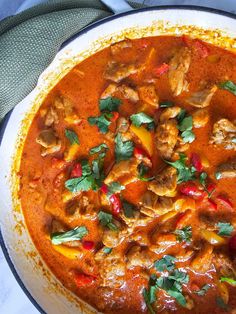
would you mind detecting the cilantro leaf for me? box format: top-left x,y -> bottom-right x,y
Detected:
177,109 -> 186,122
98,211 -> 118,231
219,80 -> 236,96
51,226 -> 88,245
138,162 -> 155,182
130,112 -> 154,128
215,172 -> 222,180
90,143 -> 108,155
107,182 -> 125,197
174,226 -> 192,243
216,222 -> 234,237
99,97 -> 122,112
115,133 -> 134,162
154,255 -> 176,272
220,277 -> 236,286
88,113 -> 113,134
194,284 -> 211,296
142,288 -> 156,314
160,100 -> 174,108
165,153 -> 196,183
216,296 -> 228,311
178,115 -> 195,143
122,200 -> 137,218
65,129 -> 80,145
103,247 -> 112,254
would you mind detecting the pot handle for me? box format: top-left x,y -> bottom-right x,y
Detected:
100,0 -> 134,14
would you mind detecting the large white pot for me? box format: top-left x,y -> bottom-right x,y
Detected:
0,6 -> 236,314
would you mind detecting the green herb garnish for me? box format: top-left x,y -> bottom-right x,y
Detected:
103,247 -> 112,254
98,211 -> 118,231
219,80 -> 236,96
154,255 -> 176,272
194,284 -> 211,296
216,296 -> 228,311
99,96 -> 122,112
107,182 -> 125,197
215,172 -> 222,180
115,133 -> 134,162
90,143 -> 108,155
216,222 -> 234,237
123,200 -> 136,218
138,162 -> 155,182
130,112 -> 154,129
174,226 -> 192,243
220,277 -> 236,286
160,100 -> 174,108
51,226 -> 88,245
178,111 -> 195,143
65,129 -> 80,145
88,112 -> 113,134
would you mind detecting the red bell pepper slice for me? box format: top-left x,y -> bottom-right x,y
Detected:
191,153 -> 203,172
71,163 -> 82,178
109,194 -> 122,215
216,195 -> 233,209
100,183 -> 109,194
74,273 -> 96,287
82,241 -> 95,250
153,63 -> 169,77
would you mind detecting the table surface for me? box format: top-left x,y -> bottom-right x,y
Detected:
1,0 -> 236,313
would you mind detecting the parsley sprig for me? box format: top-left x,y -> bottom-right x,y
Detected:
115,133 -> 134,162
177,109 -> 195,143
51,226 -> 88,245
216,222 -> 234,237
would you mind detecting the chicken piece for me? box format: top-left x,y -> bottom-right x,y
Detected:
36,129 -> 61,157
116,117 -> 130,134
104,61 -> 141,83
138,85 -> 159,108
99,250 -> 126,288
210,118 -> 236,150
102,221 -> 125,248
216,159 -> 236,179
140,190 -> 173,217
130,231 -> 150,246
104,158 -> 139,185
45,107 -> 58,126
192,108 -> 209,128
51,219 -> 65,233
155,120 -> 179,159
66,195 -> 97,220
213,251 -> 236,277
191,243 -> 213,272
159,106 -> 181,122
53,95 -> 80,124
168,47 -> 191,96
126,246 -> 153,269
185,295 -> 194,310
148,167 -> 177,197
101,83 -> 139,102
110,39 -> 132,56
150,234 -> 178,254
187,85 -> 217,108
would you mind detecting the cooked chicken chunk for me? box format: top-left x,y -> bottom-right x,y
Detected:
138,85 -> 159,108
53,95 -> 80,124
45,107 -> 58,126
155,119 -> 179,159
191,243 -> 213,272
192,108 -> 209,128
187,85 -> 217,108
102,221 -> 125,248
148,167 -> 177,196
104,61 -> 141,83
36,129 -> 61,157
159,106 -> 181,122
140,190 -> 173,217
126,246 -> 153,269
66,195 -> 97,220
216,159 -> 236,179
213,251 -> 236,277
101,83 -> 139,102
110,39 -> 132,56
210,118 -> 236,150
168,47 -> 191,96
104,158 -> 139,185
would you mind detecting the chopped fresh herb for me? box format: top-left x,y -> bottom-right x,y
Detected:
177,109 -> 186,122
51,226 -> 88,245
160,100 -> 174,108
130,112 -> 154,128
103,247 -> 112,254
216,222 -> 234,237
219,80 -> 236,96
107,182 -> 125,197
65,129 -> 80,145
194,284 -> 211,296
65,159 -> 97,192
89,143 -> 108,155
142,288 -> 156,314
216,296 -> 228,311
220,277 -> 236,286
99,96 -> 122,112
154,255 -> 176,272
115,133 -> 134,162
92,157 -> 105,186
123,200 -> 136,218
146,121 -> 155,131
88,112 -> 113,134
138,162 -> 155,182
98,211 -> 118,231
174,226 -> 192,243
165,153 -> 196,184
178,114 -> 195,143
215,172 -> 222,180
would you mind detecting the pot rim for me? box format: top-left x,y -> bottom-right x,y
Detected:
1,5 -> 235,314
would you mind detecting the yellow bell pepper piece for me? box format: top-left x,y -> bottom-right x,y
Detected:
130,124 -> 153,156
201,230 -> 226,246
52,244 -> 82,259
64,143 -> 80,162
159,210 -> 178,223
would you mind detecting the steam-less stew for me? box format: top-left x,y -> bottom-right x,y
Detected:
20,35 -> 236,313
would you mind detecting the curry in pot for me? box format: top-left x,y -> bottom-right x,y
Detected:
19,35 -> 236,313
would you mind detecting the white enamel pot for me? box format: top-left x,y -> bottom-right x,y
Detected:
0,6 -> 236,314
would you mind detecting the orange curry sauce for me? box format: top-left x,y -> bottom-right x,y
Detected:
19,36 -> 236,313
